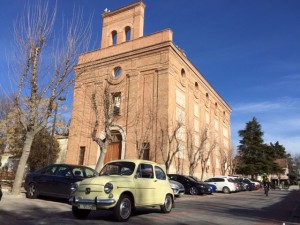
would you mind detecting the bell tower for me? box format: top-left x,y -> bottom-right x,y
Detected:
101,1 -> 145,48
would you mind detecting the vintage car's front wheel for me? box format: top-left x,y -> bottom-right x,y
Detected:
113,194 -> 132,222
160,194 -> 173,213
72,206 -> 91,219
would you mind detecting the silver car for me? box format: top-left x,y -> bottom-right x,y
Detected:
169,180 -> 185,197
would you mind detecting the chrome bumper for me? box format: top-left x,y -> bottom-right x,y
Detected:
69,196 -> 116,206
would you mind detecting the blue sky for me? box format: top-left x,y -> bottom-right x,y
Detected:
0,0 -> 299,155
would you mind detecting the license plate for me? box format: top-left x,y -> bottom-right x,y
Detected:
78,204 -> 96,210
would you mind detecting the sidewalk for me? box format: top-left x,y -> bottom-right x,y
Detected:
288,185 -> 300,191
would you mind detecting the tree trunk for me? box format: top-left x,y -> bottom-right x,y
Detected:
200,163 -> 206,181
95,142 -> 108,172
165,163 -> 170,174
11,132 -> 35,195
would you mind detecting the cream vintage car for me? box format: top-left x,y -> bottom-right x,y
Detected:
69,159 -> 174,222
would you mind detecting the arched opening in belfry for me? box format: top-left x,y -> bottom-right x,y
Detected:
111,30 -> 117,45
125,26 -> 131,41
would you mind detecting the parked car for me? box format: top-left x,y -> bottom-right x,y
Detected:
242,178 -> 256,191
238,179 -> 249,191
169,179 -> 185,197
189,176 -> 218,193
231,177 -> 243,192
168,174 -> 212,195
204,176 -> 239,193
251,179 -> 261,190
25,164 -> 97,199
69,159 -> 174,222
207,183 -> 218,193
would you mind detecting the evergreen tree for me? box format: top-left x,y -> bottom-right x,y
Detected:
237,117 -> 265,177
237,118 -> 288,177
269,141 -> 287,159
27,129 -> 60,172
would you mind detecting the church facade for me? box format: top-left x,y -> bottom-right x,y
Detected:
66,2 -> 232,179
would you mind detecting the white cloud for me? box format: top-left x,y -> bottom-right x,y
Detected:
233,101 -> 282,113
232,97 -> 300,114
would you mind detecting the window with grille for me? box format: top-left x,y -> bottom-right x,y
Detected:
112,92 -> 121,115
79,146 -> 85,165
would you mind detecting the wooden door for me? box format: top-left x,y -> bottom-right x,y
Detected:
104,142 -> 121,164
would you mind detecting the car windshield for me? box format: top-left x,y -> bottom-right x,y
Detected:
189,176 -> 200,182
100,161 -> 135,176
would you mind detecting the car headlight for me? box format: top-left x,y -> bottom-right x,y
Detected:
70,183 -> 78,193
104,182 -> 113,194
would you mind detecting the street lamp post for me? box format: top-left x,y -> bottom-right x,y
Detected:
47,97 -> 66,164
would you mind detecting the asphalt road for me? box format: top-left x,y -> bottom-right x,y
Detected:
0,187 -> 299,225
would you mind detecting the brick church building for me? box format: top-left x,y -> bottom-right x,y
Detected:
65,1 -> 232,179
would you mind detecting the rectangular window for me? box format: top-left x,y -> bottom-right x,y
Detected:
194,101 -> 199,117
223,126 -> 228,138
176,107 -> 185,123
223,139 -> 229,149
205,111 -> 210,124
79,146 -> 85,165
215,119 -> 219,130
112,92 -> 121,115
176,89 -> 185,108
142,143 -> 150,160
194,119 -> 199,132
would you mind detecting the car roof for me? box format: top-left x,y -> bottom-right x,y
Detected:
49,164 -> 95,169
105,159 -> 163,167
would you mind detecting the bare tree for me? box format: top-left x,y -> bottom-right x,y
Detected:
219,147 -> 232,175
174,156 -> 184,174
186,127 -> 209,177
0,94 -> 16,153
11,1 -> 91,195
159,119 -> 183,173
91,82 -> 116,172
133,106 -> 155,159
199,127 -> 218,181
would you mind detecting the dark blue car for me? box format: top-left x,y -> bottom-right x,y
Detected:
207,183 -> 218,193
25,164 -> 97,199
168,174 -> 212,195
189,176 -> 217,194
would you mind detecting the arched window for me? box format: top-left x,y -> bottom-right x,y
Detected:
114,66 -> 122,78
112,30 -> 117,45
125,26 -> 131,41
181,68 -> 186,78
